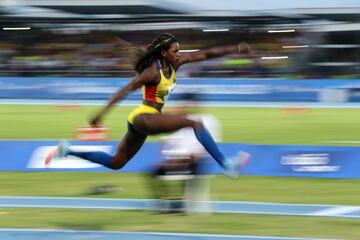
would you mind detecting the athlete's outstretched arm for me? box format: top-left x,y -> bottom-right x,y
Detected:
175,42 -> 250,69
90,65 -> 159,126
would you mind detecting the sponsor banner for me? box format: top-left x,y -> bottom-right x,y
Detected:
0,141 -> 360,178
243,145 -> 360,178
1,77 -> 360,102
0,141 -> 160,172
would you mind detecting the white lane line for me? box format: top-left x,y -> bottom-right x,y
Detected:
0,196 -> 152,201
311,206 -> 360,217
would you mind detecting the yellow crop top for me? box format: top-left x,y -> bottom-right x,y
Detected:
142,59 -> 176,104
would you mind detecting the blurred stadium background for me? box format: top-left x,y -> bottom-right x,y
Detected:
0,0 -> 359,240
0,0 -> 359,78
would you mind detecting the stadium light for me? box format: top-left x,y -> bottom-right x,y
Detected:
282,45 -> 309,49
202,29 -> 230,32
2,27 -> 31,31
261,56 -> 288,60
180,49 -> 200,53
268,29 -> 295,33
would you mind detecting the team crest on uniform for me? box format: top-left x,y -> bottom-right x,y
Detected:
156,90 -> 169,101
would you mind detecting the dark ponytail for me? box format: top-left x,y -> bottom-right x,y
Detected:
134,33 -> 177,74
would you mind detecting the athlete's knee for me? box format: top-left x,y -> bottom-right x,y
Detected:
191,120 -> 204,130
109,156 -> 128,170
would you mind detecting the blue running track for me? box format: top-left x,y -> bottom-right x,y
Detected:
0,196 -> 358,218
0,228 -> 338,240
0,196 -> 350,240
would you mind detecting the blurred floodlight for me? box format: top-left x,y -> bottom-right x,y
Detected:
2,27 -> 31,31
268,29 -> 295,33
311,44 -> 360,48
310,62 -> 359,66
307,23 -> 360,32
202,29 -> 230,32
261,56 -> 289,60
180,49 -> 200,53
282,45 -> 309,49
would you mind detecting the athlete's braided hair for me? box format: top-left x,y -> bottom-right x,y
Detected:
134,33 -> 177,74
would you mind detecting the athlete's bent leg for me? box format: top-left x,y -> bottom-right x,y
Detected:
133,113 -> 227,168
133,113 -> 250,178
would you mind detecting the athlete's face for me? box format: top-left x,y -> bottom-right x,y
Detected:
163,42 -> 180,64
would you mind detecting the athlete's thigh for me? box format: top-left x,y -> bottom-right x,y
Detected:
133,113 -> 197,135
113,123 -> 147,165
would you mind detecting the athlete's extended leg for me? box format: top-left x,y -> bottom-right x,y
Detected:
53,123 -> 147,170
111,123 -> 147,169
133,113 -> 250,178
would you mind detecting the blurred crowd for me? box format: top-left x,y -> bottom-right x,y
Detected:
0,27 -> 358,79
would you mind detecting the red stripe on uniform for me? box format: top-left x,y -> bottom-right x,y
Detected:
144,85 -> 157,102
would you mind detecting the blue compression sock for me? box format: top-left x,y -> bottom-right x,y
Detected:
68,150 -> 113,168
194,127 -> 226,167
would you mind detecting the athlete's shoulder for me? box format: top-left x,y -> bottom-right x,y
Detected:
141,63 -> 160,85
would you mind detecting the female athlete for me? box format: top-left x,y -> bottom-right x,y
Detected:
52,33 -> 251,178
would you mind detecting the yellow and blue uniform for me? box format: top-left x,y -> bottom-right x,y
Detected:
128,59 -> 176,124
